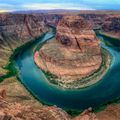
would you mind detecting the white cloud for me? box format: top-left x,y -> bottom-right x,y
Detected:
21,3 -> 95,10
0,3 -> 95,12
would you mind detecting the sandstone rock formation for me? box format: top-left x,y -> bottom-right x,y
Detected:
102,15 -> 120,38
0,13 -> 49,77
0,14 -> 48,44
0,84 -> 98,120
80,13 -> 120,38
0,76 -> 119,120
56,15 -> 96,50
35,15 -> 102,86
96,104 -> 120,120
0,96 -> 98,120
0,88 -> 97,120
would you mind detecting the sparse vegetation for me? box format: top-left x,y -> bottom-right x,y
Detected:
40,48 -> 112,89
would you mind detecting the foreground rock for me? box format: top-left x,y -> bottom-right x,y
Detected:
96,104 -> 120,120
0,74 -> 119,120
34,15 -> 111,89
0,98 -> 97,120
0,78 -> 98,120
0,103 -> 98,120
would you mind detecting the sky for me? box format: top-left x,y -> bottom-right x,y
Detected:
0,0 -> 120,12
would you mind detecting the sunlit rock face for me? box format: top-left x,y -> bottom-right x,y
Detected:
0,14 -> 48,43
35,15 -> 102,83
102,15 -> 120,37
56,15 -> 101,52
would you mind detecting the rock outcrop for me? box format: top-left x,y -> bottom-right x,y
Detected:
34,15 -> 105,88
80,13 -> 120,38
0,84 -> 98,120
0,13 -> 48,43
102,15 -> 120,38
56,16 -> 95,49
0,103 -> 98,120
0,96 -> 97,120
0,13 -> 48,77
56,16 -> 101,52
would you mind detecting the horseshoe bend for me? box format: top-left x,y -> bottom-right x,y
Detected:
34,15 -> 111,89
1,10 -> 120,120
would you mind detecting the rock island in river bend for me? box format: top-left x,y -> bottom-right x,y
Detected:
34,15 -> 111,89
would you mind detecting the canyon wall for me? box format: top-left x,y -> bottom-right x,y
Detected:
0,13 -> 48,45
102,15 -> 120,37
0,13 -> 49,77
79,13 -> 120,38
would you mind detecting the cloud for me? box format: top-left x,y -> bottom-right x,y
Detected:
0,2 -> 95,12
21,3 -> 95,10
0,0 -> 120,11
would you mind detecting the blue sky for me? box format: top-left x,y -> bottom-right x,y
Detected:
0,0 -> 120,12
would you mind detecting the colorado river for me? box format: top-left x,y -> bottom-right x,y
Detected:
14,28 -> 120,110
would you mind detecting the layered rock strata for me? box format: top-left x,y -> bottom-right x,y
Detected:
0,14 -> 48,43
56,16 -> 99,50
102,15 -> 120,38
34,15 -> 104,87
0,93 -> 98,120
0,13 -> 48,76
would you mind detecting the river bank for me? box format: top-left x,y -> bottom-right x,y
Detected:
34,47 -> 112,89
95,30 -> 120,40
0,33 -> 48,117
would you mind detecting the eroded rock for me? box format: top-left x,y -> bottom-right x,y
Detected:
35,15 -> 103,86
